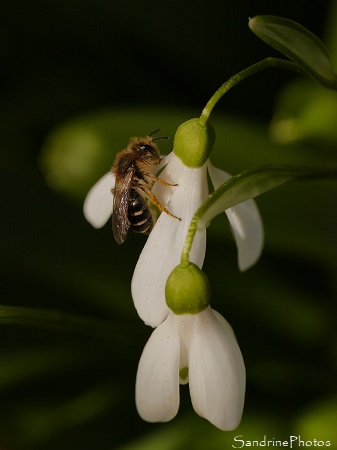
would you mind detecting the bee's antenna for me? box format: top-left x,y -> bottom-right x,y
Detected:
151,136 -> 170,142
149,129 -> 170,142
149,128 -> 160,136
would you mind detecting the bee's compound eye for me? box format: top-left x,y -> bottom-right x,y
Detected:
141,144 -> 157,156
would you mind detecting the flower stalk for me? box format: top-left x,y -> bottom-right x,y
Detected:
181,164 -> 337,266
180,216 -> 198,267
199,57 -> 301,124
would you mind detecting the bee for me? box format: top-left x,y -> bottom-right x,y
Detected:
111,131 -> 180,244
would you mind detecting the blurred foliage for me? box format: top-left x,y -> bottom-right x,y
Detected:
270,1 -> 337,144
1,0 -> 337,449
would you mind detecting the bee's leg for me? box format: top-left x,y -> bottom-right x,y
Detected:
144,172 -> 178,187
153,176 -> 178,187
150,192 -> 181,221
137,186 -> 181,221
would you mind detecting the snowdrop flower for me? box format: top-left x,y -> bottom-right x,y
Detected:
136,262 -> 245,430
133,119 -> 263,327
83,118 -> 263,327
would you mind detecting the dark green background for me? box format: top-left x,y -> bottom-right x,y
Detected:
1,1 -> 336,449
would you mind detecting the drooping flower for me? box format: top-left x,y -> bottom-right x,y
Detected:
83,119 -> 263,327
135,306 -> 245,430
132,153 -> 263,327
135,263 -> 245,430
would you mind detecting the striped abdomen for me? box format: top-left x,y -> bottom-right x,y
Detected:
128,189 -> 153,235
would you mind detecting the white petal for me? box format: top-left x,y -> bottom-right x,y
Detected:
157,151 -> 174,171
176,314 -> 195,385
135,312 -> 180,422
208,162 -> 264,271
188,306 -> 246,431
151,152 -> 182,206
83,172 -> 115,228
132,155 -> 208,327
225,200 -> 264,271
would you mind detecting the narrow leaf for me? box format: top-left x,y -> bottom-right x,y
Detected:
249,15 -> 337,89
0,305 -> 140,342
197,164 -> 337,229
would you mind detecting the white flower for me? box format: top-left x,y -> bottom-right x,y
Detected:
132,153 -> 263,327
135,305 -> 245,431
83,152 -> 263,327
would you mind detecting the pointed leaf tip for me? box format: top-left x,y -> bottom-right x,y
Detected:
249,15 -> 337,89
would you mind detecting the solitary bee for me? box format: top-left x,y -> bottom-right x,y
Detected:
111,131 -> 180,244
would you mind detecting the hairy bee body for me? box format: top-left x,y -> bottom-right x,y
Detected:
111,134 -> 180,245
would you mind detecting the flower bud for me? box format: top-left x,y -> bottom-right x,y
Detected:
173,118 -> 215,167
165,263 -> 211,314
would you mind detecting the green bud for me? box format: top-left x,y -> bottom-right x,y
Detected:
173,118 -> 215,167
165,263 -> 211,314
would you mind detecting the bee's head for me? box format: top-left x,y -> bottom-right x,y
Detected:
138,142 -> 160,162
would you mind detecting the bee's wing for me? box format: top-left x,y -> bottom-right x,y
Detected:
112,166 -> 135,244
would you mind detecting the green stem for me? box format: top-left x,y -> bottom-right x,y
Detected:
180,216 -> 198,266
180,57 -> 301,264
199,57 -> 300,125
181,58 -> 301,265
181,164 -> 337,265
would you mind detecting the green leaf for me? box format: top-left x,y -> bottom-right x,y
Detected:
249,15 -> 337,89
0,305 -> 139,342
197,164 -> 337,229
